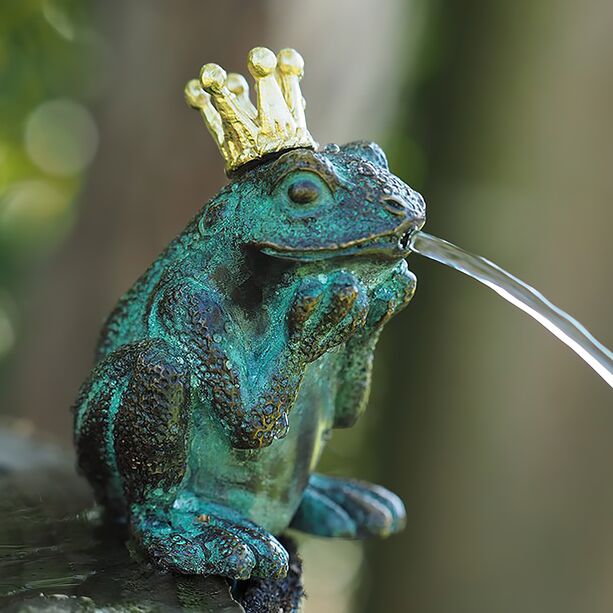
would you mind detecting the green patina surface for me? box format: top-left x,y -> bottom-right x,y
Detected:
72,141 -> 426,580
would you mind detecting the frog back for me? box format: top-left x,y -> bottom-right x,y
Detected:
94,228 -> 198,361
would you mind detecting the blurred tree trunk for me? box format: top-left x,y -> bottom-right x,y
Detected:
367,1 -> 613,612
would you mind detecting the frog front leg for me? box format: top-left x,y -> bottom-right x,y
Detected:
335,261 -> 417,428
169,271 -> 370,450
291,262 -> 416,538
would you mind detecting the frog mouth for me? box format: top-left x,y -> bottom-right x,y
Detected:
255,223 -> 418,262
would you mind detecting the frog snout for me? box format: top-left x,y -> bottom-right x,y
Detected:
381,194 -> 425,228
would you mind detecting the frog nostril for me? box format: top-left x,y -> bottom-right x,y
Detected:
381,195 -> 408,217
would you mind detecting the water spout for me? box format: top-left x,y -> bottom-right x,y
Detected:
408,231 -> 613,388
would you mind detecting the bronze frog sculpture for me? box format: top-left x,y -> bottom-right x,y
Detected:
73,47 -> 426,580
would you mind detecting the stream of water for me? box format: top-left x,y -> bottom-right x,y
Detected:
408,231 -> 613,388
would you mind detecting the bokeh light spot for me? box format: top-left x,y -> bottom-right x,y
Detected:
42,0 -> 75,41
24,99 -> 98,176
0,180 -> 67,227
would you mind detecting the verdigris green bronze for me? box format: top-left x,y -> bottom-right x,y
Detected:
73,141 -> 426,580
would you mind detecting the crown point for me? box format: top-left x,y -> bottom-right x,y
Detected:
277,48 -> 304,77
187,47 -> 317,172
248,47 -> 277,78
226,72 -> 257,119
200,63 -> 227,93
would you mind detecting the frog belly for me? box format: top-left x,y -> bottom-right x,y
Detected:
185,351 -> 339,534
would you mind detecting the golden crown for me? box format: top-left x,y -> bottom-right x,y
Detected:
185,47 -> 318,172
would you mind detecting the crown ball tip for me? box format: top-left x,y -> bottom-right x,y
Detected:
185,78 -> 200,95
200,63 -> 227,93
277,48 -> 304,75
226,72 -> 249,95
248,46 -> 277,77
185,79 -> 206,107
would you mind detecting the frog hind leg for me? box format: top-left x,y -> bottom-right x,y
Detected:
113,340 -> 262,578
73,340 -> 149,515
130,503 -> 260,578
74,339 -> 280,579
290,473 -> 406,538
131,495 -> 289,579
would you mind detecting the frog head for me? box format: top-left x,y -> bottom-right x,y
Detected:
186,48 -> 425,265
228,142 -> 425,262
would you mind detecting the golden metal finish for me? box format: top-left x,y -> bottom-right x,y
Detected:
185,47 -> 317,172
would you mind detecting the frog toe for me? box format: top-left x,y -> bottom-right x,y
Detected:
196,525 -> 257,579
212,518 -> 289,579
337,478 -> 407,535
290,486 -> 358,538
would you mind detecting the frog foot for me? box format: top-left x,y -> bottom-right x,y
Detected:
288,271 -> 369,362
132,502 -> 288,580
290,474 -> 406,538
361,262 -> 417,337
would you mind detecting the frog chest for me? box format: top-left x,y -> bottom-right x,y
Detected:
186,350 -> 342,532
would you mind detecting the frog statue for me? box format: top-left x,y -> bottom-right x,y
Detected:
73,47 -> 426,580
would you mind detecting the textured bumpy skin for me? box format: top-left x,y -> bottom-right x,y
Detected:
73,141 -> 425,579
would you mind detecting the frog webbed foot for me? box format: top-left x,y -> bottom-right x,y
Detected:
290,474 -> 406,538
131,501 -> 288,580
288,271 -> 369,362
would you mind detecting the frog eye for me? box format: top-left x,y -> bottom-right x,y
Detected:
287,178 -> 321,204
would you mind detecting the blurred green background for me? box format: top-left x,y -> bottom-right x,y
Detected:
0,1 -> 611,612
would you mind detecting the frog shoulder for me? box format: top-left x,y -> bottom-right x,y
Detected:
146,275 -> 223,328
